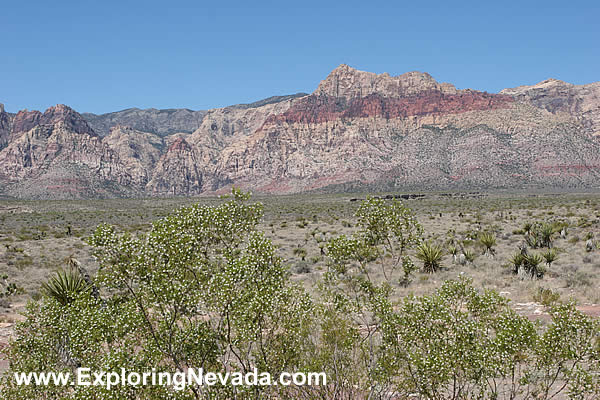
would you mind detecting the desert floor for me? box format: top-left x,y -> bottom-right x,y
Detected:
1,191 -> 600,372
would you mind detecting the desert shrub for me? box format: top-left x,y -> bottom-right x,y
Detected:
0,275 -> 22,298
292,246 -> 307,261
1,189 -> 315,399
377,278 -> 600,400
565,271 -> 593,288
533,287 -> 561,307
295,261 -> 312,274
326,196 -> 423,284
3,194 -> 600,400
569,235 -> 580,244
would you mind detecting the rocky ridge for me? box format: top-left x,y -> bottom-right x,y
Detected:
501,79 -> 600,136
82,108 -> 208,137
0,65 -> 599,198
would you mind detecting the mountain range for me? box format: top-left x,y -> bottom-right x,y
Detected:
1,64 -> 599,199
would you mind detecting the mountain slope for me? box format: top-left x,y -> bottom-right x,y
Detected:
216,66 -> 600,193
81,108 -> 208,137
501,79 -> 600,136
0,66 -> 599,198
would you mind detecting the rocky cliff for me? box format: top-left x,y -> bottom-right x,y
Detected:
217,66 -> 600,193
0,104 -> 12,150
501,79 -> 600,136
0,65 -> 599,198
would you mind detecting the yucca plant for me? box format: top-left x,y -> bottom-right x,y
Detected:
478,232 -> 496,256
524,254 -> 545,279
539,223 -> 554,248
510,252 -> 525,274
448,245 -> 458,263
416,241 -> 444,273
41,268 -> 90,306
463,249 -> 476,264
542,248 -> 558,267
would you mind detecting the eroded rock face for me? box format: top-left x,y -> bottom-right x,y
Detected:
11,105 -> 95,137
218,102 -> 600,194
217,66 -> 600,194
315,64 -> 458,99
0,65 -> 599,198
501,79 -> 600,136
146,137 -> 207,196
265,91 -> 513,125
102,125 -> 165,186
0,106 -> 135,199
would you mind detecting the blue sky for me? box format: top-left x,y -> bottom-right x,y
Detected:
1,0 -> 598,114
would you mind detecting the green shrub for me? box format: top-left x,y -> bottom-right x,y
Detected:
533,287 -> 560,306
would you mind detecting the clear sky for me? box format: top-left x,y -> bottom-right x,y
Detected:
1,0 -> 598,114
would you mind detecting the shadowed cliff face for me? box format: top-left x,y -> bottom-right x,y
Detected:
0,104 -> 11,149
82,108 -> 208,137
0,65 -> 599,198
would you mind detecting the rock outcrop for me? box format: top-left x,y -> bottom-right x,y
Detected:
102,125 -> 165,186
0,105 -> 135,199
79,93 -> 307,138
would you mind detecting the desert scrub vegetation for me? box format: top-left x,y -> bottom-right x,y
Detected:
1,192 -> 600,400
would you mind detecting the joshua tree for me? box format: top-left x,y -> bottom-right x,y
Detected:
510,252 -> 525,275
510,250 -> 544,279
523,222 -> 533,235
539,223 -> 554,248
